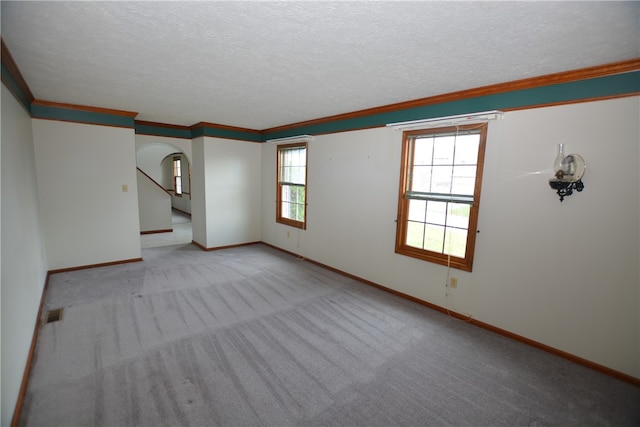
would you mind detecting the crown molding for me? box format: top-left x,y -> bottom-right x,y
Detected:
262,58 -> 640,136
135,120 -> 192,139
1,38 -> 35,112
31,99 -> 138,117
3,35 -> 638,142
134,120 -> 264,141
191,121 -> 263,142
136,120 -> 191,130
31,99 -> 138,129
191,121 -> 262,135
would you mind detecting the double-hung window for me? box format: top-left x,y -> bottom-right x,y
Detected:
173,157 -> 182,196
395,124 -> 487,271
277,143 -> 307,229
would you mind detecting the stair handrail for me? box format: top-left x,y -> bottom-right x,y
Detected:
136,167 -> 173,195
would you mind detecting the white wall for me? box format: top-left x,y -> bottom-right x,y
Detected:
194,137 -> 262,248
1,85 -> 48,427
136,169 -> 172,232
261,96 -> 640,378
171,191 -> 192,214
191,137 -> 207,246
32,120 -> 141,270
475,98 -> 639,377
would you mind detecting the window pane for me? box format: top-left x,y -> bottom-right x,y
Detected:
431,166 -> 453,193
406,221 -> 425,249
293,166 -> 305,184
282,185 -> 305,221
296,201 -> 305,222
289,148 -> 305,165
396,125 -> 485,270
425,224 -> 445,252
297,187 -> 305,221
282,202 -> 292,219
433,135 -> 455,165
413,137 -> 434,165
425,201 -> 446,225
282,165 -> 305,185
454,134 -> 479,165
288,203 -> 296,221
290,185 -> 299,204
446,203 -> 470,229
280,148 -> 306,185
173,158 -> 182,195
283,202 -> 302,221
410,165 -> 432,192
277,144 -> 307,228
444,227 -> 468,258
292,186 -> 304,206
451,165 -> 477,195
294,148 -> 306,167
408,199 -> 426,222
282,185 -> 291,203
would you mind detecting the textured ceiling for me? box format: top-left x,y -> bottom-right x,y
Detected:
1,1 -> 639,129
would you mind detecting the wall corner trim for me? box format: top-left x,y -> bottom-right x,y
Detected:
47,257 -> 143,275
140,229 -> 173,235
10,273 -> 50,427
192,240 -> 261,251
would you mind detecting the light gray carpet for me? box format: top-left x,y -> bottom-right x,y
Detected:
141,210 -> 192,249
20,244 -> 639,426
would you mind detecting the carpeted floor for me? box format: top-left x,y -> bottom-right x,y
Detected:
141,209 -> 192,249
20,244 -> 640,426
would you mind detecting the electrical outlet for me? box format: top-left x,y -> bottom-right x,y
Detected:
122,184 -> 128,193
286,231 -> 290,238
449,277 -> 458,288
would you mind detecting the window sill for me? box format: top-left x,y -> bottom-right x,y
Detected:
395,246 -> 472,272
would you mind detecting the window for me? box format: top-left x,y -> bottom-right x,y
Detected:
277,143 -> 307,229
173,157 -> 182,196
395,124 -> 487,271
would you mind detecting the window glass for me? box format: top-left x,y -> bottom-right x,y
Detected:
173,157 -> 182,195
395,124 -> 487,271
277,143 -> 307,229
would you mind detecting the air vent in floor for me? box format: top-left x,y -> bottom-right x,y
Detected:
46,308 -> 63,323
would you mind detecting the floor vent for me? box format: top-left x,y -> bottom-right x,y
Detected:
46,308 -> 64,324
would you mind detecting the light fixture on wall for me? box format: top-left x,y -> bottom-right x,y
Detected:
548,144 -> 585,202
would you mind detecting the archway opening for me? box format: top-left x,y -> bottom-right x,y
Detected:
136,142 -> 192,248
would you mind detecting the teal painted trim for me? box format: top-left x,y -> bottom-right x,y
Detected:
262,71 -> 640,141
192,125 -> 263,142
1,63 -> 31,113
31,103 -> 135,128
135,123 -> 191,139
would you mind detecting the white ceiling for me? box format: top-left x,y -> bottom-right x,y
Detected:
2,1 -> 638,130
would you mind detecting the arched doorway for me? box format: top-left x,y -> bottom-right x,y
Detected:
136,141 -> 192,248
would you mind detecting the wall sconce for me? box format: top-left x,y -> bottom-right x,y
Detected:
548,144 -> 585,202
